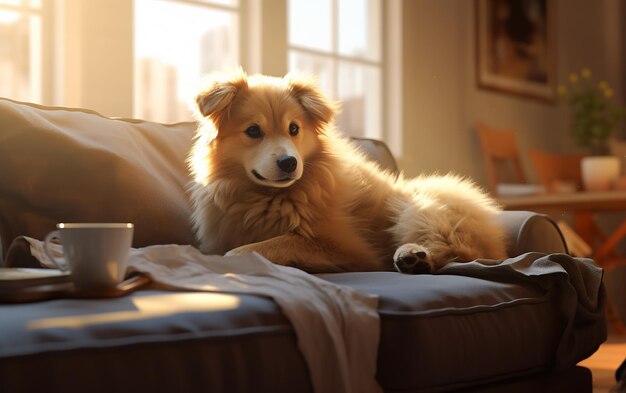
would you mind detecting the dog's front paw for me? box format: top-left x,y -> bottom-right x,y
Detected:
393,244 -> 433,274
225,245 -> 256,257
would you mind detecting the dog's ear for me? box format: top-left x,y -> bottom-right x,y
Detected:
286,73 -> 339,127
195,69 -> 248,123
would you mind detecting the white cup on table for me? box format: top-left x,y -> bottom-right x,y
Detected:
43,223 -> 134,290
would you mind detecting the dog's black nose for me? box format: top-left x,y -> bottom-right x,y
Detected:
277,155 -> 297,173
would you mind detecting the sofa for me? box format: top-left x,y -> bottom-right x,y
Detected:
0,98 -> 607,392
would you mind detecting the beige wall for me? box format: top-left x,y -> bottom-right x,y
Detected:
397,0 -> 625,189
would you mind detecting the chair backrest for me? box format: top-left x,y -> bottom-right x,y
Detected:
476,122 -> 527,195
528,149 -> 585,192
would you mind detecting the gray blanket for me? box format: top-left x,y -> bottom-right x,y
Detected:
437,252 -> 607,369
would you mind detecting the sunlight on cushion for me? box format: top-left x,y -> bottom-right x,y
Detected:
26,292 -> 240,330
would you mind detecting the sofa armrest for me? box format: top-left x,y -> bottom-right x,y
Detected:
497,211 -> 568,256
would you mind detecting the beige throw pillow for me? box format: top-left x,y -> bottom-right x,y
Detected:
0,98 -> 196,255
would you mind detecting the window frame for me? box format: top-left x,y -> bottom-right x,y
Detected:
287,0 -> 385,140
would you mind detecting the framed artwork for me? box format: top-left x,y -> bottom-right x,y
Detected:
476,0 -> 556,101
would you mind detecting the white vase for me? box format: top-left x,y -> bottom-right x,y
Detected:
581,156 -> 620,192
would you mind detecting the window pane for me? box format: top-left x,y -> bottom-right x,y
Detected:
336,61 -> 381,139
0,11 -> 41,102
134,0 -> 238,123
289,50 -> 334,99
338,0 -> 381,61
288,0 -> 332,53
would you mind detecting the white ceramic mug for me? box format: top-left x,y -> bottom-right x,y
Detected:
43,223 -> 134,290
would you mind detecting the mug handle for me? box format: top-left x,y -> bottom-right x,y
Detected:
43,230 -> 70,272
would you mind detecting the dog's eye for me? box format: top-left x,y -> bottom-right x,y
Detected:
289,123 -> 299,136
244,125 -> 263,139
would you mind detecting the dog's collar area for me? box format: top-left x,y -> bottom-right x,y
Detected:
251,170 -> 292,183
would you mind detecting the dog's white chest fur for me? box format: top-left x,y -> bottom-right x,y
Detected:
236,192 -> 312,236
192,180 -> 317,254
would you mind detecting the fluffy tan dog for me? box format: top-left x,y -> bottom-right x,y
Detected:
188,70 -> 508,274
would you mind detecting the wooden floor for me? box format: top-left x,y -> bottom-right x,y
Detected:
579,327 -> 626,393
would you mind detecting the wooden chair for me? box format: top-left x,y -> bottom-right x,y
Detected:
528,149 -> 586,193
528,148 -> 595,256
476,122 -> 527,196
527,148 -> 597,246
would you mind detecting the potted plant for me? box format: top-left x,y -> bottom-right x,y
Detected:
559,68 -> 626,191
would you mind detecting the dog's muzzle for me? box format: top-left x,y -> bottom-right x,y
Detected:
247,153 -> 301,188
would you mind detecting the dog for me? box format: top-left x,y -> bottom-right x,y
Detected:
188,70 -> 508,274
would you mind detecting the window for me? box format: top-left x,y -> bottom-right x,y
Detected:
288,0 -> 382,139
0,0 -> 397,145
133,0 -> 240,123
0,0 -> 43,102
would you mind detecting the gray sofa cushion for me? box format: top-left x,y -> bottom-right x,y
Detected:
0,290 -> 312,393
324,272 -> 561,391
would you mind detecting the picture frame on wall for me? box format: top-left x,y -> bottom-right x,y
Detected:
476,0 -> 556,102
